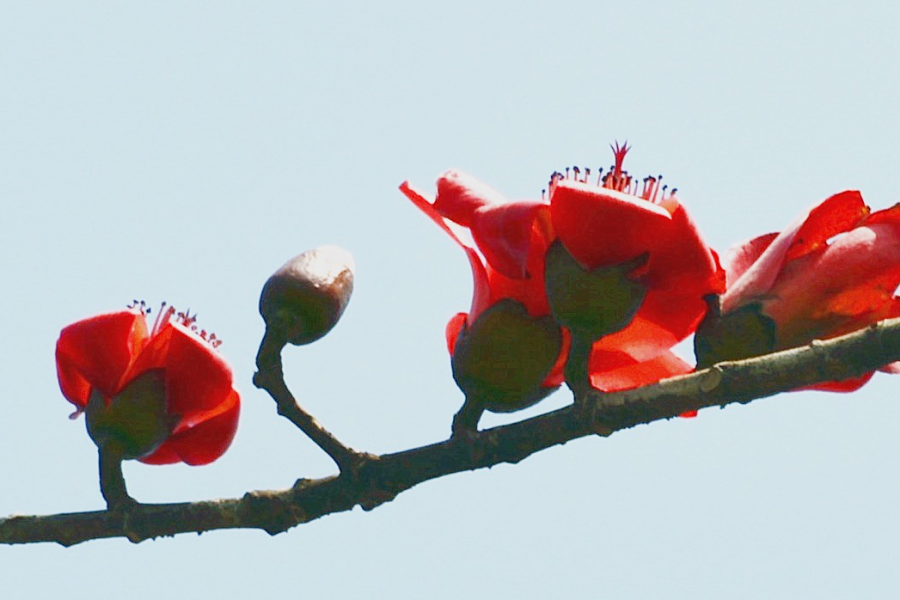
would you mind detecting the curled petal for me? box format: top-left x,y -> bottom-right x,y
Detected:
724,190 -> 869,313
401,180 -> 549,321
399,181 -> 475,251
433,169 -> 509,227
400,180 -> 494,320
784,190 -> 869,261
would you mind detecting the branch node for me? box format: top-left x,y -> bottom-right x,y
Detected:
699,365 -> 724,393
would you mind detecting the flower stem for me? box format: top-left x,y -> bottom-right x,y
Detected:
98,443 -> 134,511
254,328 -> 363,474
564,335 -> 594,408
451,397 -> 484,438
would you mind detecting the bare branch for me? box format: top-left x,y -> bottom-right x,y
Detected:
4,318 -> 900,546
253,329 -> 366,473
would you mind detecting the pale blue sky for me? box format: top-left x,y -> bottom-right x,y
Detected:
4,1 -> 900,598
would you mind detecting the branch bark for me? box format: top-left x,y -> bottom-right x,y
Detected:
4,318 -> 900,546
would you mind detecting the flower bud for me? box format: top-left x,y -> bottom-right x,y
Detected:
259,245 -> 355,345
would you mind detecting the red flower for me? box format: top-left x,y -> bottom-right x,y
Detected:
547,143 -> 725,391
56,304 -> 240,465
400,149 -> 721,401
699,190 -> 900,390
400,174 -> 566,412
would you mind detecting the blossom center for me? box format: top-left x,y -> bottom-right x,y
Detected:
544,142 -> 676,204
130,300 -> 223,348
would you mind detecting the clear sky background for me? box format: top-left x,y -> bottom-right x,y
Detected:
3,2 -> 900,598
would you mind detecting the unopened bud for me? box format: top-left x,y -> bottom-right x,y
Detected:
259,245 -> 355,345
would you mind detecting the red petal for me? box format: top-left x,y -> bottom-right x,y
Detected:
639,199 -> 724,293
724,191 -> 869,313
785,190 -> 869,261
400,180 -> 475,252
140,389 -> 240,465
588,349 -> 691,392
118,321 -> 236,429
55,309 -> 149,407
400,182 -> 512,319
160,325 -> 236,419
879,361 -> 900,374
862,202 -> 900,227
542,328 -> 571,387
590,288 -> 707,363
445,312 -> 468,355
551,184 -> 721,308
802,372 -> 874,393
470,201 -> 551,280
765,222 -> 900,341
550,181 -> 673,269
723,233 -> 779,288
433,169 -> 509,227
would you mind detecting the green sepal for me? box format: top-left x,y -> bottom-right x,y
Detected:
694,296 -> 777,368
85,369 -> 176,460
544,241 -> 647,342
451,299 -> 563,413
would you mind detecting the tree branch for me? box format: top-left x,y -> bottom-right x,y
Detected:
253,329 -> 365,473
4,318 -> 900,546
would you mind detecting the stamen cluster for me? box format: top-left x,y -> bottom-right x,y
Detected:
128,300 -> 222,348
544,142 -> 675,204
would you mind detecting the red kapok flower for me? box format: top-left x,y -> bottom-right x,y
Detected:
56,303 -> 240,465
400,151 -> 716,411
546,143 -> 725,390
695,190 -> 900,391
400,175 -> 567,416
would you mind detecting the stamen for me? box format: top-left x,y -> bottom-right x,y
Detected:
127,299 -> 150,314
543,144 -> 677,202
152,302 -> 175,336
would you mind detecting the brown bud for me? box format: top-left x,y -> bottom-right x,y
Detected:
259,245 -> 355,346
